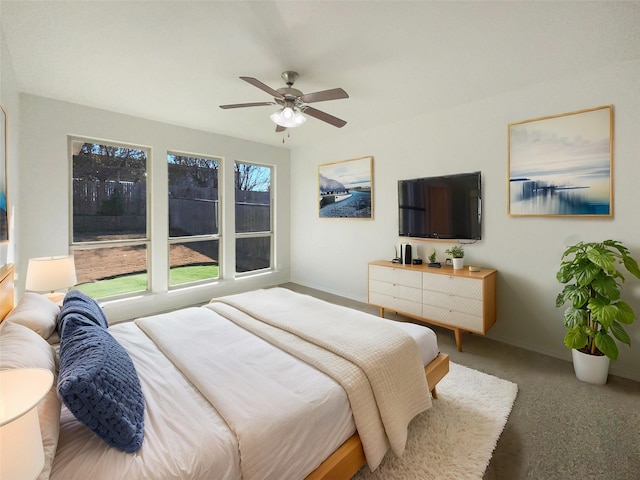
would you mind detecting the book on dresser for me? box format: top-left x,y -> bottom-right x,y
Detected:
368,260 -> 497,352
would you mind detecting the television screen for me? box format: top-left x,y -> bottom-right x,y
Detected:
398,171 -> 481,240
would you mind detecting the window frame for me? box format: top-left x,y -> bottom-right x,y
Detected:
68,136 -> 152,300
167,150 -> 222,289
234,160 -> 274,277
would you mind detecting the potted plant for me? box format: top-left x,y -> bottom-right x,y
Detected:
428,249 -> 437,264
445,245 -> 464,270
556,240 -> 640,384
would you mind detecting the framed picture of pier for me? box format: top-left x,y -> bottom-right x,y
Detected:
508,105 -> 613,217
319,156 -> 373,219
0,104 -> 8,242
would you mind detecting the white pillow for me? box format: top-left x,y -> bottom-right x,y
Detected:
0,321 -> 61,480
5,292 -> 60,340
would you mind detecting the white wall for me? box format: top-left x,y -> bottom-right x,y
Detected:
18,95 -> 291,322
290,60 -> 640,382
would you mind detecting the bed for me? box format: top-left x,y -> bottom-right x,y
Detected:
0,264 -> 449,480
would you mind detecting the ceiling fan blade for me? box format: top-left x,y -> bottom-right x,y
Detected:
300,88 -> 349,104
303,106 -> 347,128
275,125 -> 287,133
240,76 -> 283,99
219,102 -> 275,109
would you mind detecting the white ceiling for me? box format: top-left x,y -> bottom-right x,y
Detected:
2,1 -> 639,148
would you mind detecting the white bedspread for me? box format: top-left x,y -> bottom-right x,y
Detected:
135,307 -> 354,480
207,287 -> 432,471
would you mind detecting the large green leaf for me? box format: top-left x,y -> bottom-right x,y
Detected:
574,261 -> 602,286
556,264 -> 575,284
595,332 -> 618,360
615,301 -> 636,324
610,321 -> 631,346
564,326 -> 588,350
563,306 -> 588,328
559,285 -> 590,308
623,254 -> 640,279
586,247 -> 615,272
588,297 -> 617,328
591,275 -> 620,300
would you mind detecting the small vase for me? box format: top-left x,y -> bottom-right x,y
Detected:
572,349 -> 610,385
452,258 -> 464,270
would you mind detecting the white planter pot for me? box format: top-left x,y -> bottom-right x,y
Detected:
452,258 -> 464,270
572,349 -> 610,385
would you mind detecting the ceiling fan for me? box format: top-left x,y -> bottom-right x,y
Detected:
219,71 -> 349,132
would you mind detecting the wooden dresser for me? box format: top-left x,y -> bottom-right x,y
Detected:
368,260 -> 497,351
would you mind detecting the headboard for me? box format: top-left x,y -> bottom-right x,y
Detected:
0,263 -> 15,322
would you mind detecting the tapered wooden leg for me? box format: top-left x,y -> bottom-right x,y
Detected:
379,307 -> 385,318
454,328 -> 462,352
431,386 -> 438,399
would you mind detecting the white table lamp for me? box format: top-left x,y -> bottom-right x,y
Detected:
0,368 -> 54,480
25,255 -> 77,302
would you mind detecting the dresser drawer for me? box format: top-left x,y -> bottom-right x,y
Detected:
422,304 -> 484,332
422,273 -> 482,299
370,279 -> 422,303
370,265 -> 422,289
423,290 -> 483,316
369,291 -> 423,317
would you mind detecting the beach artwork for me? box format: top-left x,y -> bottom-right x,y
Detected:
508,105 -> 613,217
319,156 -> 373,219
0,105 -> 7,242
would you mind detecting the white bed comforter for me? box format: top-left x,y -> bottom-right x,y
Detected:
206,287 -> 432,471
135,307 -> 354,480
52,307 -> 355,480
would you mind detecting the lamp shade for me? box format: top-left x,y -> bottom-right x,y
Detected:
0,368 -> 54,480
270,106 -> 306,128
25,256 -> 77,293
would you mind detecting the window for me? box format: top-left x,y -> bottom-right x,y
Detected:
70,139 -> 149,299
235,162 -> 272,274
168,153 -> 220,286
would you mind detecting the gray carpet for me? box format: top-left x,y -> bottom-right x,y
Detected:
281,283 -> 640,480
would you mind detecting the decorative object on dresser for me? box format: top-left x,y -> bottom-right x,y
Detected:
555,239 -> 640,384
368,260 -> 497,351
444,245 -> 464,270
25,256 -> 77,302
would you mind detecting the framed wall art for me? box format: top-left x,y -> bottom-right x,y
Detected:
508,105 -> 613,217
0,104 -> 7,242
319,156 -> 373,219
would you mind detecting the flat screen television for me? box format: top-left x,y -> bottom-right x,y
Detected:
398,171 -> 481,240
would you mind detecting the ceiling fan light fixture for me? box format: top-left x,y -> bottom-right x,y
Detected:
270,107 -> 306,128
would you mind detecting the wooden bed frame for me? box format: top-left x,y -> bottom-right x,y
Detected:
0,263 -> 449,480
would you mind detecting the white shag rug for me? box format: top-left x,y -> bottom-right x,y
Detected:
353,362 -> 518,480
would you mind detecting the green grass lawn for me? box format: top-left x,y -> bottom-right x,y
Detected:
75,265 -> 219,298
